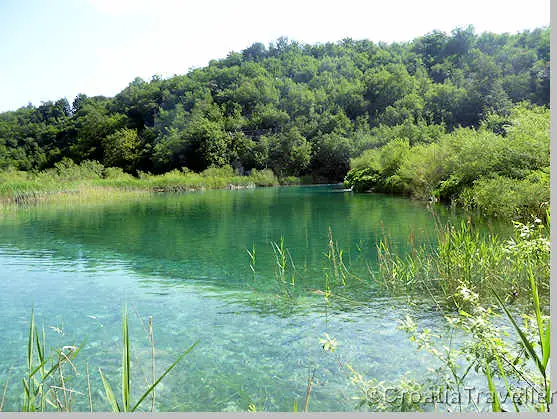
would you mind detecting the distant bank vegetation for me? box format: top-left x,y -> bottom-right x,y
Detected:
0,162 -> 283,205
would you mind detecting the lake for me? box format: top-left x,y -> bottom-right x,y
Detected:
0,185 -> 500,411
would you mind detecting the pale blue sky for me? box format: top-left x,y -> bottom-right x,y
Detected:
0,0 -> 550,112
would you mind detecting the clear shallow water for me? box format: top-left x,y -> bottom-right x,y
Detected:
0,185 -> 501,411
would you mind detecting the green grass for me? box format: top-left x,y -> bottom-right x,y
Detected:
0,161 -> 281,206
20,308 -> 86,412
371,214 -> 551,412
491,267 -> 551,412
98,306 -> 198,412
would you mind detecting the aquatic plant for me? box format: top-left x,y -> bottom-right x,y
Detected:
490,266 -> 551,412
0,307 -> 197,412
373,216 -> 549,308
270,235 -> 298,299
372,213 -> 550,412
98,306 -> 198,412
21,308 -> 85,412
247,242 -> 257,282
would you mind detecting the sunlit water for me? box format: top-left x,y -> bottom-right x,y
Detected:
0,185 -> 504,411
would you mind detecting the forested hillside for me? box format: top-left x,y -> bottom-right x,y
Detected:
0,26 -> 550,184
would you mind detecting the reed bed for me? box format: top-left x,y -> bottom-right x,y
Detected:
0,161 -> 281,207
372,217 -> 550,309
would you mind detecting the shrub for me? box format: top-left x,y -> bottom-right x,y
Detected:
249,169 -> 279,186
279,176 -> 301,185
54,158 -> 104,180
461,172 -> 549,221
200,165 -> 234,178
344,104 -> 550,221
103,167 -> 134,180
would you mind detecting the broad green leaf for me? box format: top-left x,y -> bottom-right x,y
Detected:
492,289 -> 545,378
542,322 -> 550,369
494,352 -> 519,412
122,307 -> 131,412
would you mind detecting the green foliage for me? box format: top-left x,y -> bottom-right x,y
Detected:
102,128 -> 141,172
248,168 -> 279,186
373,217 -> 550,309
346,363 -> 426,412
279,176 -> 301,185
391,218 -> 550,412
21,309 -> 85,412
460,171 -> 549,220
0,160 -> 285,204
344,138 -> 411,193
54,158 -> 104,180
0,27 -> 549,182
98,306 -> 198,412
270,235 -> 299,299
345,104 -> 549,221
8,307 -> 197,412
398,253 -> 550,412
267,128 -> 312,177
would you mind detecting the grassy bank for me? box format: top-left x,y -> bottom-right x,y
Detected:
0,159 -> 288,205
344,104 -> 550,222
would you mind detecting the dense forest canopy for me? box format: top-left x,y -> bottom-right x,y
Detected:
0,26 -> 550,184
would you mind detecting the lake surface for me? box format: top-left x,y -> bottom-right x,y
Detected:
0,185 -> 501,411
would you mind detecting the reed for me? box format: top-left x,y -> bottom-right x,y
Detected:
490,265 -> 551,412
247,242 -> 257,282
21,308 -> 85,412
98,305 -> 199,412
373,217 -> 549,309
0,306 -> 197,412
0,162 -> 281,207
270,235 -> 298,299
0,367 -> 11,412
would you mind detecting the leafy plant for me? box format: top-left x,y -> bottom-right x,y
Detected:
98,306 -> 198,412
22,309 -> 85,412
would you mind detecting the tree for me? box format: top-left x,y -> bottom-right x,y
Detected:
267,128 -> 311,177
70,101 -> 126,162
102,128 -> 142,172
310,133 -> 352,182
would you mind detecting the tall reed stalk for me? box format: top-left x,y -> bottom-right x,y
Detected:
21,309 -> 84,412
98,305 -> 199,412
271,236 -> 297,298
490,264 -> 551,412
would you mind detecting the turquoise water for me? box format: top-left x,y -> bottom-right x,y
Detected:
0,185 -> 500,411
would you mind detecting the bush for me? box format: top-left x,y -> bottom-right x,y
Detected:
103,167 -> 134,180
200,165 -> 235,178
54,158 -> 104,180
344,104 -> 550,220
461,171 -> 549,221
249,169 -> 278,186
279,176 -> 301,185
